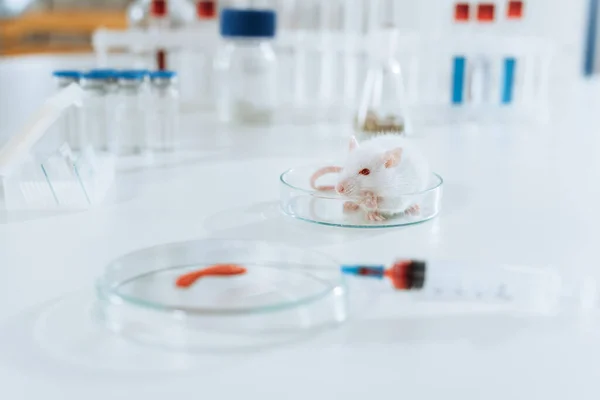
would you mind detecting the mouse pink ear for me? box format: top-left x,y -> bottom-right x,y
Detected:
382,147 -> 403,168
349,136 -> 359,152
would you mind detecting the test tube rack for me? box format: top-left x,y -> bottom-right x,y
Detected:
93,24 -> 553,125
0,84 -> 116,211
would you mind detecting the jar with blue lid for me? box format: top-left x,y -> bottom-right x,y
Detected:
214,8 -> 278,125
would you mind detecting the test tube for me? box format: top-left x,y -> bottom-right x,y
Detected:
192,0 -> 218,108
150,0 -> 169,70
115,70 -> 150,155
342,0 -> 363,106
148,71 -> 179,152
52,70 -> 82,151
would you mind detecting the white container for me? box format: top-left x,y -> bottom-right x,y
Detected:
0,84 -> 115,211
214,8 -> 278,125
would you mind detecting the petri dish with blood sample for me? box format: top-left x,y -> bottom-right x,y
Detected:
279,164 -> 443,228
95,239 -> 347,350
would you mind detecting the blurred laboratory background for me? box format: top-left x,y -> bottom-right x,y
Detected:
0,0 -> 596,182
1,0 -> 593,134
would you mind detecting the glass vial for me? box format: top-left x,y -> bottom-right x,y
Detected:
88,69 -> 120,151
148,71 -> 180,152
80,71 -> 111,152
178,0 -> 219,109
52,70 -> 82,151
214,8 -> 278,125
355,27 -> 412,138
115,70 -> 150,155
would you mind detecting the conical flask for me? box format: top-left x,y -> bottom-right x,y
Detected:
355,28 -> 412,137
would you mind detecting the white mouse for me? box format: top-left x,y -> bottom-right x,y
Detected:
311,135 -> 431,221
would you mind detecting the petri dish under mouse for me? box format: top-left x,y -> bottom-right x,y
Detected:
95,239 -> 347,351
280,164 -> 443,228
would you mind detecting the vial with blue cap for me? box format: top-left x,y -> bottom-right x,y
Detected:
88,69 -> 119,94
53,70 -> 81,89
53,70 -> 83,150
80,70 -> 114,152
148,70 -> 179,152
115,70 -> 150,155
214,8 -> 278,124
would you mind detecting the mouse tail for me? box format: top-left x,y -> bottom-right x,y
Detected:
310,165 -> 342,191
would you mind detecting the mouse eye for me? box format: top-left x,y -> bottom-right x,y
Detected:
358,168 -> 370,176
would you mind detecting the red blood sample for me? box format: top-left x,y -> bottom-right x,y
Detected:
477,3 -> 495,22
176,264 -> 247,288
157,49 -> 167,70
151,0 -> 168,17
197,0 -> 217,19
454,3 -> 470,22
507,1 -> 523,19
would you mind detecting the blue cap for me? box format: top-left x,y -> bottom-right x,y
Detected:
220,9 -> 276,38
150,70 -> 177,79
119,70 -> 150,80
53,70 -> 81,79
82,70 -> 117,80
89,68 -> 118,75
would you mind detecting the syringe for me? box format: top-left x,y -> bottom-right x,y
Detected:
341,260 -> 564,310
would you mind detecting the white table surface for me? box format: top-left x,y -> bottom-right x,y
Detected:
2,54 -> 600,399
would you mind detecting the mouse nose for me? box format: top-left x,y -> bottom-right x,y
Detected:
336,183 -> 346,194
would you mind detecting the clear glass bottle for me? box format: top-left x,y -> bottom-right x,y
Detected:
148,71 -> 180,152
115,70 -> 150,155
355,28 -> 412,138
53,70 -> 82,151
214,8 -> 278,125
80,71 -> 111,152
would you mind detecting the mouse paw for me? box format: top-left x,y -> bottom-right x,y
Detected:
361,191 -> 378,210
343,201 -> 360,213
404,204 -> 421,216
366,211 -> 386,222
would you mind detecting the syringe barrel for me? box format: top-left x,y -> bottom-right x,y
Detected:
390,260 -> 563,310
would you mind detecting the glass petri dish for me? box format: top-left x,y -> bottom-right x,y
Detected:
95,240 -> 347,350
280,165 -> 443,228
